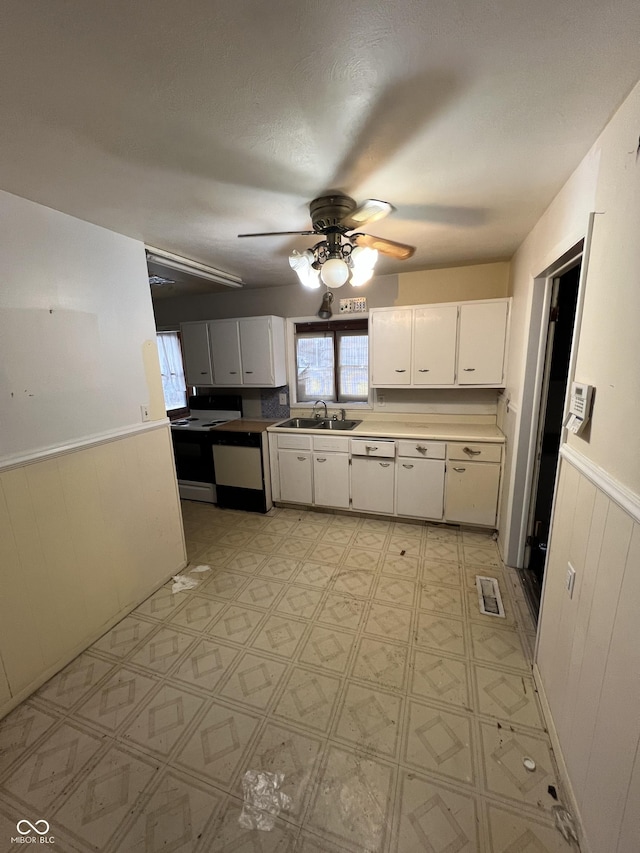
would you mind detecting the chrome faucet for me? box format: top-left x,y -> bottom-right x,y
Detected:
312,400 -> 328,419
332,408 -> 347,421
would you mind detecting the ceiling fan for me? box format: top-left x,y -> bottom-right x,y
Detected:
238,193 -> 416,290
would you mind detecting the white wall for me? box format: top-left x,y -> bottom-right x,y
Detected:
500,80 -> 640,853
0,190 -> 166,462
0,192 -> 185,719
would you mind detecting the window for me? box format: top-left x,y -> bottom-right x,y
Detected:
156,332 -> 188,412
295,319 -> 368,403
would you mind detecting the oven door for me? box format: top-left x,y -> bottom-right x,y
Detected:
171,430 -> 215,484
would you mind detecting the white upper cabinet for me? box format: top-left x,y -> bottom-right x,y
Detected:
181,315 -> 286,388
370,298 -> 509,388
210,320 -> 242,384
412,305 -> 458,385
180,322 -> 213,385
370,309 -> 412,385
239,317 -> 285,386
457,301 -> 509,385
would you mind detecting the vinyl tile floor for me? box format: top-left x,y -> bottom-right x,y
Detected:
0,502 -> 578,853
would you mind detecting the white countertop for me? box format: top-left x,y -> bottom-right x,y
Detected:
268,419 -> 504,443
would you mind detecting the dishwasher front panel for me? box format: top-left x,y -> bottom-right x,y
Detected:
212,445 -> 263,490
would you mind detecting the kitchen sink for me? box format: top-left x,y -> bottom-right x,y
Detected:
276,418 -> 325,429
317,419 -> 362,430
276,417 -> 362,431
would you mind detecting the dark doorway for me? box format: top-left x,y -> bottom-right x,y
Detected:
520,263 -> 581,619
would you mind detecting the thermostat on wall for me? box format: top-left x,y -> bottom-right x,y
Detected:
339,297 -> 367,313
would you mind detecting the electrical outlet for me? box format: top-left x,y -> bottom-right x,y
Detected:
566,562 -> 576,598
140,404 -> 151,422
279,392 -> 287,406
378,394 -> 385,407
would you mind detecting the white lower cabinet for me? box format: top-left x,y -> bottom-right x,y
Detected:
351,456 -> 395,514
444,460 -> 501,526
278,449 -> 313,504
313,453 -> 350,509
396,457 -> 445,520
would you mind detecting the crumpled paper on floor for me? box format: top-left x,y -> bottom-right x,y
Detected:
238,770 -> 291,831
171,574 -> 199,593
189,564 -> 211,573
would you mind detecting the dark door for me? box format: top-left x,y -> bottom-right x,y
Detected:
521,263 -> 580,618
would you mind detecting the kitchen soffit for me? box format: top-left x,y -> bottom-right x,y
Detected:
1,0 -> 640,293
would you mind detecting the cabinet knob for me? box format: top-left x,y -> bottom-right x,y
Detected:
463,368 -> 476,372
453,466 -> 466,472
463,446 -> 481,456
395,369 -> 407,373
418,369 -> 430,373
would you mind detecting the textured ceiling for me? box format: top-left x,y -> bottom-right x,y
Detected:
2,0 -> 639,295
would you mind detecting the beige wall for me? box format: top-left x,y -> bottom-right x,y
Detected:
396,261 -> 510,305
0,427 -> 185,719
536,455 -> 640,853
152,261 -> 510,327
500,80 -> 640,853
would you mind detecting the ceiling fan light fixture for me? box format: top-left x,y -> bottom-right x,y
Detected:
320,257 -> 349,288
289,249 -> 321,289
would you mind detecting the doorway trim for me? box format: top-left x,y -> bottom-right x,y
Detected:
505,212 -> 596,569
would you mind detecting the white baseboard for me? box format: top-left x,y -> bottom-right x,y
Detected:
533,662 -> 592,853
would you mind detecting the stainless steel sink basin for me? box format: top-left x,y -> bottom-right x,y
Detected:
275,417 -> 361,430
317,419 -> 362,430
276,418 -> 324,429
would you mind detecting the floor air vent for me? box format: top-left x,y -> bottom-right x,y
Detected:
476,576 -> 505,618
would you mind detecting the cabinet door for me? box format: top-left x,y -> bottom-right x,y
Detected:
239,317 -> 274,386
444,461 -> 500,527
351,457 -> 395,514
396,458 -> 444,519
457,302 -> 508,385
209,320 -> 243,385
278,450 -> 313,504
313,453 -> 350,509
370,310 -> 412,385
412,306 -> 458,385
180,323 -> 213,385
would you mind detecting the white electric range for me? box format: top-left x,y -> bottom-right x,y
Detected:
170,395 -> 242,503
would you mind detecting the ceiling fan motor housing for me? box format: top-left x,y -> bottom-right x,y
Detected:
310,194 -> 356,232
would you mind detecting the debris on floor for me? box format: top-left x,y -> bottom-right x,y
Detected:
238,770 -> 291,831
189,564 -> 211,573
171,574 -> 200,593
553,804 -> 580,844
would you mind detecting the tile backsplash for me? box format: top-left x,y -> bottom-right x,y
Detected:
261,385 -> 290,419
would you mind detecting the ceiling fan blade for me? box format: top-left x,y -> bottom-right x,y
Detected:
354,233 -> 416,260
340,199 -> 394,230
238,230 -> 317,238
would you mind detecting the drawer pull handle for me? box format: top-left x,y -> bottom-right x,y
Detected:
463,446 -> 481,456
366,446 -> 379,452
463,368 -> 476,372
416,445 -> 427,454
245,370 -> 253,374
402,463 -> 414,469
418,368 -> 430,373
317,457 -> 327,463
200,371 -> 208,375
453,466 -> 466,472
379,462 -> 390,468
395,369 -> 407,373
297,456 -> 307,461
229,371 -> 237,374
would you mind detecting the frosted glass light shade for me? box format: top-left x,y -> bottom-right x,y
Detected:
350,267 -> 374,287
320,257 -> 349,287
289,249 -> 321,289
350,246 -> 378,271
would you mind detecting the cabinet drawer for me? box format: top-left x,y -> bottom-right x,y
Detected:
277,434 -> 312,451
312,435 -> 350,453
447,442 -> 502,463
350,439 -> 396,458
397,440 -> 446,460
